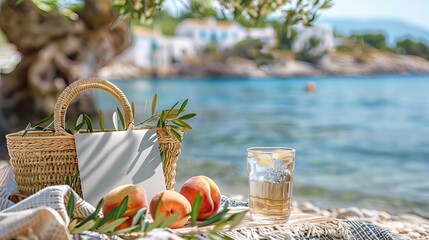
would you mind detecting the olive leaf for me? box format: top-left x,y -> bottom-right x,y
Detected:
178,99 -> 188,114
109,225 -> 139,235
160,150 -> 166,165
165,101 -> 179,120
21,123 -> 32,137
206,232 -> 230,240
97,217 -> 129,233
145,213 -> 166,232
92,199 -> 105,229
159,212 -> 180,228
73,198 -> 103,229
170,128 -> 182,143
71,220 -> 96,234
112,112 -> 119,131
211,219 -> 229,232
157,110 -> 166,128
34,113 -> 54,126
71,172 -> 80,188
166,109 -> 181,119
151,93 -> 158,116
73,121 -> 85,131
21,113 -> 54,136
67,193 -> 75,219
141,216 -> 149,232
64,172 -> 79,189
138,115 -> 158,125
190,192 -> 202,226
65,176 -> 70,186
198,202 -> 229,227
179,113 -> 196,120
65,128 -> 73,135
116,107 -> 125,129
114,196 -> 129,220
226,210 -> 248,230
175,119 -> 192,130
83,114 -> 93,132
142,99 -> 148,120
97,205 -> 119,227
76,114 -> 84,127
131,208 -> 146,226
211,210 -> 247,232
131,101 -> 135,117
68,219 -> 78,232
153,192 -> 163,217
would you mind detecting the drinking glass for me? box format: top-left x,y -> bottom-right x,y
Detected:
247,147 -> 295,223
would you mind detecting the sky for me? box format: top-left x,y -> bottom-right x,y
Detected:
320,0 -> 429,30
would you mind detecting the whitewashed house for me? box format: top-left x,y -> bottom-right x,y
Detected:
120,27 -> 197,68
176,18 -> 245,50
292,24 -> 335,55
116,19 -> 277,69
175,18 -> 276,51
246,26 -> 276,48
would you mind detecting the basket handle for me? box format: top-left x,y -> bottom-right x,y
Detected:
54,77 -> 134,135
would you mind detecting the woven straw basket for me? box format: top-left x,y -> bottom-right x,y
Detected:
6,77 -> 182,198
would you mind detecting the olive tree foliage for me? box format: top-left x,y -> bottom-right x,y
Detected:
0,0 -> 331,158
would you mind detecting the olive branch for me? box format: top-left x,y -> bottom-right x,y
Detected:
66,192 -> 247,239
21,94 -> 196,143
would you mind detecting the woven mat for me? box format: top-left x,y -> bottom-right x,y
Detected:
169,207 -> 348,240
0,164 -> 400,240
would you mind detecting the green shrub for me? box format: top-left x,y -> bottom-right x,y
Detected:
350,33 -> 388,50
230,39 -> 274,66
295,37 -> 325,63
395,39 -> 429,60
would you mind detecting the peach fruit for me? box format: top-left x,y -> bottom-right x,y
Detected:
150,190 -> 192,229
102,184 -> 148,230
179,176 -> 221,220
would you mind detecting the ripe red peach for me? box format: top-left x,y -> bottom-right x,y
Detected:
150,190 -> 192,229
179,176 -> 221,220
102,184 -> 148,230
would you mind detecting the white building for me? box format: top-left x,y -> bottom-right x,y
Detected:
175,18 -> 276,50
117,19 -> 277,68
121,27 -> 198,68
292,24 -> 335,55
246,27 -> 276,48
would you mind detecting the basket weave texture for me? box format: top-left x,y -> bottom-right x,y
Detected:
6,77 -> 182,197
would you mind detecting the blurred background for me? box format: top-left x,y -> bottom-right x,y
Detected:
1,0 -> 428,214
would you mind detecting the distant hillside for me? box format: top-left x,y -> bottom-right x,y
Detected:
320,18 -> 429,46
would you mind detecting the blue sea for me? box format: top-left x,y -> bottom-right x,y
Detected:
94,74 -> 429,213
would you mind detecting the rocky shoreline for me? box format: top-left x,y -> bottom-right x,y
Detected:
99,52 -> 429,79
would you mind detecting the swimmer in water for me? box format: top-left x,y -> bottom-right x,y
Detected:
305,81 -> 317,93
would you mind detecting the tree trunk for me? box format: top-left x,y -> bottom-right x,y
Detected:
0,0 -> 132,159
